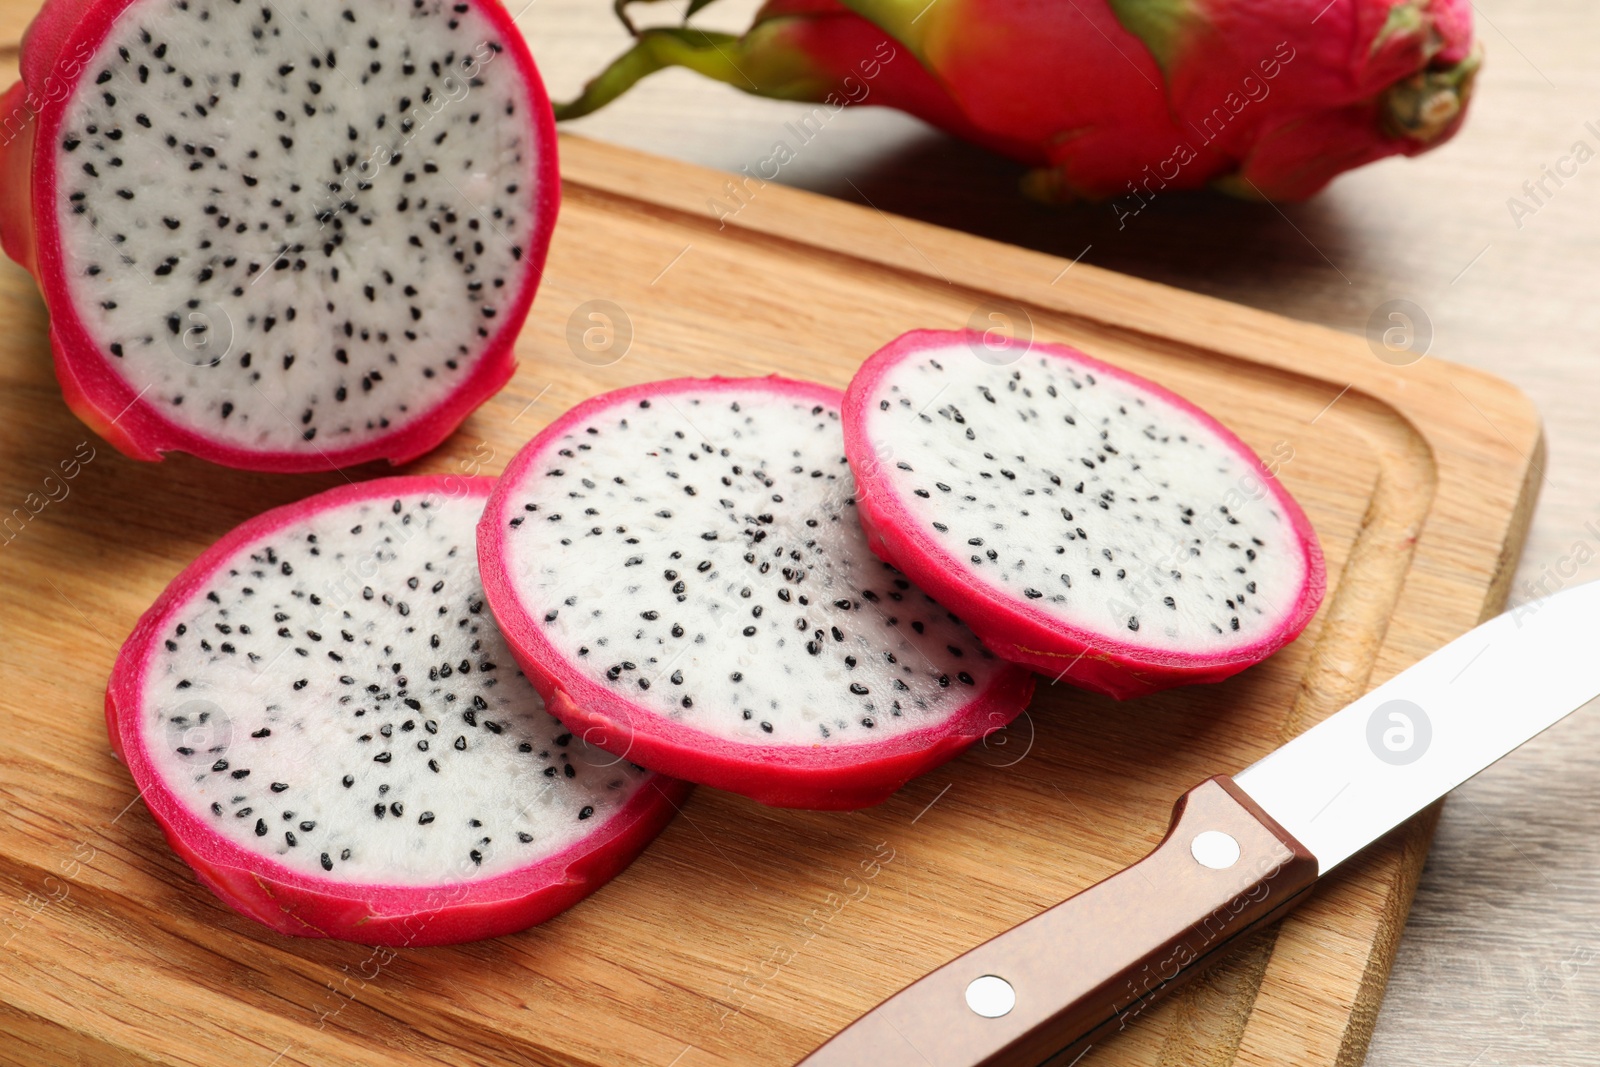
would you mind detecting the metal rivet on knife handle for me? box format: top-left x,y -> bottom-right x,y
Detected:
964,976 -> 1016,1018
794,777 -> 1319,1067
1190,829 -> 1242,870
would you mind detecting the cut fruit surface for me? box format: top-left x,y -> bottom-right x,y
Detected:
843,330 -> 1325,699
107,476 -> 684,945
1,0 -> 557,470
479,376 -> 1036,808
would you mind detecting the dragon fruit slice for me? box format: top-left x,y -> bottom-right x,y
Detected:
556,0 -> 1478,203
843,331 -> 1326,699
478,377 -> 1036,809
0,0 -> 557,471
106,476 -> 685,945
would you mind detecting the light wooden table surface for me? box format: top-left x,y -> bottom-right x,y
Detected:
522,1 -> 1600,1064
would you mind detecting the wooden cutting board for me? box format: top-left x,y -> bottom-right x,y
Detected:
0,131 -> 1541,1067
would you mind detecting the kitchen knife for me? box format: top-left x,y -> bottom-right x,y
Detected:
797,579 -> 1600,1067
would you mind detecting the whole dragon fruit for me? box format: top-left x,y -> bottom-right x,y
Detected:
556,0 -> 1479,206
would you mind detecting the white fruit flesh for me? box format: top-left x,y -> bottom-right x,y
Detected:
55,0 -> 541,452
497,386 -> 1013,745
859,344 -> 1307,654
142,489 -> 648,886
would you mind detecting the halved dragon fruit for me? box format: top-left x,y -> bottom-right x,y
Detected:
0,0 -> 557,471
843,331 -> 1325,699
106,476 -> 685,945
478,377 -> 1036,809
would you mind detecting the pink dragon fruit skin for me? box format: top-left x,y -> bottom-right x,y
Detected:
558,0 -> 1479,203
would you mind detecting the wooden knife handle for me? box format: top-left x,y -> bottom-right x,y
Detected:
796,776 -> 1319,1067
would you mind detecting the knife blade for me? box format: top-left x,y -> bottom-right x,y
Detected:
796,580 -> 1600,1067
